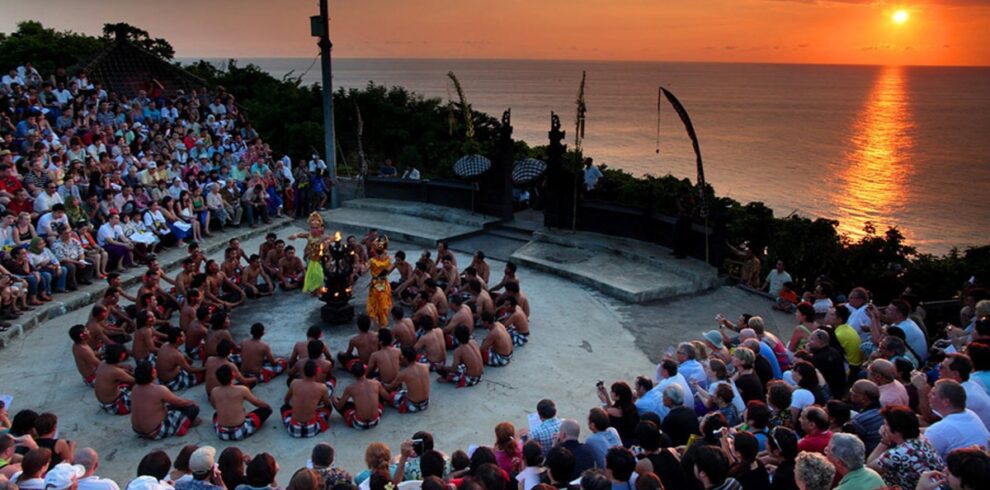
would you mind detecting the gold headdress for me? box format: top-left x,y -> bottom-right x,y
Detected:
373,234 -> 389,252
307,212 -> 324,229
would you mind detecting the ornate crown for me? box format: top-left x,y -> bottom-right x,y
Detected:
307,211 -> 324,229
373,234 -> 389,251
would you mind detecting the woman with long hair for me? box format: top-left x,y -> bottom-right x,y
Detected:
597,381 -> 639,447
493,421 -> 522,475
218,447 -> 248,490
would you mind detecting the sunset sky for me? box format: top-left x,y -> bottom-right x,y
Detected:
1,0 -> 988,66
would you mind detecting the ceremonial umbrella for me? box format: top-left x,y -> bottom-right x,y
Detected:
453,154 -> 492,178
512,158 -> 547,185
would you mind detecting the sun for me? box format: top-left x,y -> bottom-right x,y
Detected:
892,10 -> 910,24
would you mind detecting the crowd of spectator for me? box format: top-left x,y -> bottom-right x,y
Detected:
0,61 -> 335,329
3,60 -> 990,490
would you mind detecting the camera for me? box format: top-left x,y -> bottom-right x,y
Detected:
595,380 -> 604,389
411,438 -> 424,454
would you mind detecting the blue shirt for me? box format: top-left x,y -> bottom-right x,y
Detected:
758,341 -> 782,379
585,428 -> 622,468
531,418 -> 562,456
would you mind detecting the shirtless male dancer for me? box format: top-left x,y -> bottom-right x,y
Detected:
436,325 -> 484,388
69,324 -> 100,387
130,361 -> 201,440
288,340 -> 336,395
240,323 -> 288,382
94,344 -> 134,415
501,296 -> 531,346
277,246 -> 304,290
389,251 -> 411,290
184,305 -> 210,364
211,365 -> 272,441
413,316 -> 447,371
132,310 -> 165,364
156,327 -> 205,392
289,326 -> 332,368
281,359 -> 333,438
444,295 -> 474,342
331,362 -> 387,430
204,340 -> 257,399
390,307 -> 417,348
240,255 -> 274,298
179,288 -> 201,332
479,312 -> 513,367
366,329 -> 401,385
337,314 -> 379,372
384,346 -> 431,413
204,309 -> 239,363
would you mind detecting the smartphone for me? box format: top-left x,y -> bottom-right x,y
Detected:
412,438 -> 424,454
596,380 -> 604,389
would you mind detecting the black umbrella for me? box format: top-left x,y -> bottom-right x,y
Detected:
453,154 -> 492,178
512,158 -> 547,185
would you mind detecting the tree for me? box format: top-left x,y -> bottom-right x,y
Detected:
101,22 -> 175,60
0,21 -> 102,75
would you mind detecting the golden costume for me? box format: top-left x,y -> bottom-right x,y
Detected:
366,235 -> 393,326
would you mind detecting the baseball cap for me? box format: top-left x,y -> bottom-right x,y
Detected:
44,463 -> 85,490
189,445 -> 216,474
147,162 -> 157,169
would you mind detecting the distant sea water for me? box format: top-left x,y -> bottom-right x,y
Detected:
187,57 -> 990,254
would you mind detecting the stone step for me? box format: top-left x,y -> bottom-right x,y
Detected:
324,207 -> 485,248
530,230 -> 720,290
341,198 -> 501,229
487,227 -> 533,243
0,217 -> 296,349
511,240 -> 700,303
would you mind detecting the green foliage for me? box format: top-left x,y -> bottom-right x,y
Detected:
101,22 -> 175,60
0,21 -> 103,75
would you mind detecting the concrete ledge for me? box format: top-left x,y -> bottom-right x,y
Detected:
325,207 -> 490,248
341,198 -> 501,229
511,241 -> 697,303
531,230 -> 720,289
0,217 -> 296,349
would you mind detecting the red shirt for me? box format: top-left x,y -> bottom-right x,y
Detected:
797,430 -> 832,454
5,198 -> 33,216
0,175 -> 23,194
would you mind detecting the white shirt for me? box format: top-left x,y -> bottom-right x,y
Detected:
79,475 -> 122,490
97,223 -> 124,246
33,190 -> 64,213
765,270 -> 792,298
36,212 -> 69,236
896,318 -> 928,362
847,303 -> 873,342
516,466 -> 544,490
923,409 -> 990,458
962,379 -> 990,429
584,166 -> 603,190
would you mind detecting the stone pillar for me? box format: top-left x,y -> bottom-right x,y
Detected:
478,109 -> 515,220
543,112 -> 574,228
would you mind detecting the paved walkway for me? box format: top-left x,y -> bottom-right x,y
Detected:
0,223 -> 794,486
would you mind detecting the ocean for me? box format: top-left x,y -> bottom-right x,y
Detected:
191,58 -> 990,253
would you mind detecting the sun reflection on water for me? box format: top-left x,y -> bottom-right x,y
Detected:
834,65 -> 915,242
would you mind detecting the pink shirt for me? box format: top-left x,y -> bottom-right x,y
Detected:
879,380 -> 910,407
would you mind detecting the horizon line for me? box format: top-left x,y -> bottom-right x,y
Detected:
174,55 -> 990,69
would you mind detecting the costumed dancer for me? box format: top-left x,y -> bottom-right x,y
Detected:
289,212 -> 329,294
367,235 -> 393,328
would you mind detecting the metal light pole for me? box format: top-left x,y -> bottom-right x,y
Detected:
312,0 -> 338,208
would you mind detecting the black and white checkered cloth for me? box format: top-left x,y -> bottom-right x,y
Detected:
512,158 -> 547,185
453,154 -> 492,178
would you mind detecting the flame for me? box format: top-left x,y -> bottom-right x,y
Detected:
333,231 -> 342,242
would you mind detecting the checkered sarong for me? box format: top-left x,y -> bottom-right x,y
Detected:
281,406 -> 331,438
389,389 -> 429,414
99,386 -> 132,415
446,363 -> 482,388
185,342 -> 205,363
244,359 -> 288,383
483,348 -> 512,367
165,369 -> 201,392
508,327 -> 529,347
214,412 -> 262,441
134,408 -> 193,440
342,403 -> 383,430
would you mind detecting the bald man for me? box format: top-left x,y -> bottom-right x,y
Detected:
849,379 -> 883,454
867,359 -> 909,407
74,448 -> 120,490
555,419 -> 596,480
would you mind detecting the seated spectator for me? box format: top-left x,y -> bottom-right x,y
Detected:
793,452 -> 834,490
825,433 -> 884,490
